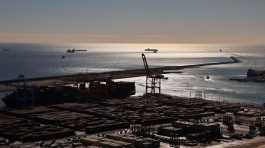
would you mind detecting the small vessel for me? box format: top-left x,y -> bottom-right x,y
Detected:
145,48 -> 158,53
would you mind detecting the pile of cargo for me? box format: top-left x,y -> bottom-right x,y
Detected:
7,106 -> 125,133
172,121 -> 222,141
81,134 -> 160,148
0,113 -> 73,142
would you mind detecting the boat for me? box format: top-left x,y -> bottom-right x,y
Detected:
67,49 -> 74,53
66,48 -> 87,53
247,69 -> 265,78
145,48 -> 158,53
230,69 -> 265,82
66,48 -> 76,53
2,78 -> 135,107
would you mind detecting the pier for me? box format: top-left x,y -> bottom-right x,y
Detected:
0,56 -> 239,92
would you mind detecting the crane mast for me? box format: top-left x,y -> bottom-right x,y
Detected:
141,53 -> 166,95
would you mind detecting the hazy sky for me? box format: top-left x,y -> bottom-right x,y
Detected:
0,0 -> 265,44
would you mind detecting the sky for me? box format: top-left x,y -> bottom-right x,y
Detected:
0,0 -> 265,44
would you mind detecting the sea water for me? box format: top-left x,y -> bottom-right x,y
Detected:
0,43 -> 264,106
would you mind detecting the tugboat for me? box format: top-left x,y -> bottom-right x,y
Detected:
145,48 -> 158,53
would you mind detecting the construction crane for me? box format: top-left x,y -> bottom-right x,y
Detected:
142,53 -> 166,95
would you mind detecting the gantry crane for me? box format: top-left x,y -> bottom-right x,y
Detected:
142,53 -> 166,95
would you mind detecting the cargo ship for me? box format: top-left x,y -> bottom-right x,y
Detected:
144,48 -> 158,53
66,48 -> 87,53
230,69 -> 265,82
2,79 -> 135,107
